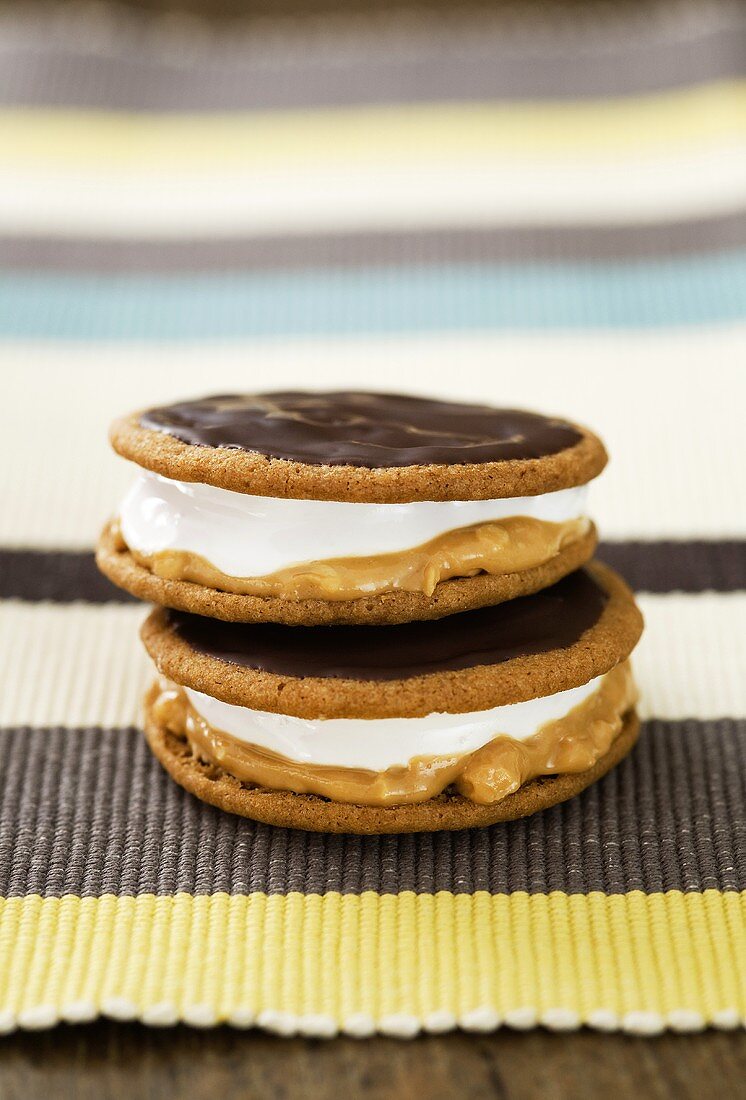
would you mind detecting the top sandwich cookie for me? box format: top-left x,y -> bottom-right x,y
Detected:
98,390 -> 607,625
141,562 -> 643,833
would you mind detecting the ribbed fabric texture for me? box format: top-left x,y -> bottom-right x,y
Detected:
1,720 -> 744,900
0,0 -> 744,1036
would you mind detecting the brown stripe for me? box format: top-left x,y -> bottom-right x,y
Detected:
0,550 -> 137,603
598,541 -> 746,592
0,719 -> 743,898
1,18 -> 745,110
2,215 -> 746,272
1,542 -> 743,604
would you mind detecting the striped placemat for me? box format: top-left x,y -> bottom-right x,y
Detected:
0,0 -> 744,1036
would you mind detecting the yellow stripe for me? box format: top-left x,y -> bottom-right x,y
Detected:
0,891 -> 743,1033
2,81 -> 745,171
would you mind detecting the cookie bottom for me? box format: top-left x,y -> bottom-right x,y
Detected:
143,695 -> 640,834
97,519 -> 596,625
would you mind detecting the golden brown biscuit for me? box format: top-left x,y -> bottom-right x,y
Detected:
105,393 -> 607,620
111,392 -> 607,504
140,562 -> 643,719
136,563 -> 643,832
103,391 -> 606,624
143,691 -> 639,835
97,517 -> 598,626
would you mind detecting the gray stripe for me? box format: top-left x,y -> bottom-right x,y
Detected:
0,720 -> 743,898
1,542 -> 742,604
2,215 -> 746,273
0,20 -> 745,110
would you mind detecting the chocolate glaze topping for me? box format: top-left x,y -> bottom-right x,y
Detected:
140,391 -> 582,468
168,569 -> 607,682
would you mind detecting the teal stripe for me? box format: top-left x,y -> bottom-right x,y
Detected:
0,253 -> 744,338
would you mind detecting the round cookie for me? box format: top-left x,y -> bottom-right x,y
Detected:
140,563 -> 643,833
142,562 -> 642,718
111,391 -> 607,503
143,699 -> 640,834
97,517 -> 597,627
101,391 -> 607,624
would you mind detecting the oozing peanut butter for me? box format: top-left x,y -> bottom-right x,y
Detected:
150,661 -> 636,807
126,515 -> 589,601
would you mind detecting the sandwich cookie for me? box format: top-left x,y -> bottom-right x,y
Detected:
98,391 -> 606,625
141,562 -> 643,833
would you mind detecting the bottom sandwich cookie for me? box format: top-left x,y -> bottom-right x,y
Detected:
141,563 -> 643,834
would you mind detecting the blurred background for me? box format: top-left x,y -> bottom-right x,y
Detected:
1,0 -> 744,551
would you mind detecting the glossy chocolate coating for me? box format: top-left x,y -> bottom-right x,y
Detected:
140,391 -> 582,468
168,569 -> 607,682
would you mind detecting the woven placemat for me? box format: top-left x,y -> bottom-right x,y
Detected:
0,0 -> 744,1035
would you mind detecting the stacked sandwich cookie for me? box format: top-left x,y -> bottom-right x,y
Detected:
97,391 -> 643,833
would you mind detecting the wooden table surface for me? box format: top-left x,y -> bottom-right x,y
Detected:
1,1024 -> 744,1099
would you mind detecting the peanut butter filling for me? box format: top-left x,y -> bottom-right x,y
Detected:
150,661 -> 636,807
124,514 -> 589,601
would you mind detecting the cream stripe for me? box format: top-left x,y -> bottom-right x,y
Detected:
3,84 -> 746,236
0,603 -> 150,729
5,85 -> 746,165
0,595 -> 742,728
1,329 -> 744,546
635,594 -> 746,721
4,146 -> 746,236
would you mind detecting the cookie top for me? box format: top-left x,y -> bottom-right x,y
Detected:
112,391 -> 607,502
141,562 -> 642,719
